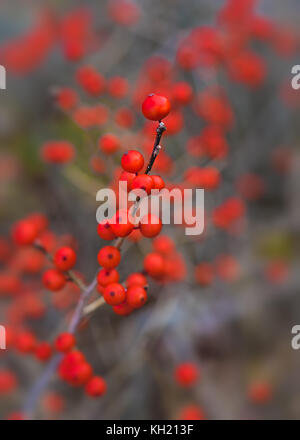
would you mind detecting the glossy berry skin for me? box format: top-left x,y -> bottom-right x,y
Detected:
42,269 -> 66,291
35,342 -> 52,362
55,333 -> 76,353
132,174 -> 154,195
54,247 -> 77,272
151,175 -> 165,190
144,252 -> 164,279
103,283 -> 126,306
97,220 -> 116,241
97,246 -> 121,269
85,376 -> 107,397
110,209 -> 134,237
121,150 -> 144,173
142,94 -> 171,121
126,285 -> 147,308
97,268 -> 120,287
12,220 -> 38,246
140,214 -> 162,238
126,273 -> 147,287
175,363 -> 199,387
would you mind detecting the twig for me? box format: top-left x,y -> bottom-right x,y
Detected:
145,121 -> 166,174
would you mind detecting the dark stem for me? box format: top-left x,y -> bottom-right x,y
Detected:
145,121 -> 166,174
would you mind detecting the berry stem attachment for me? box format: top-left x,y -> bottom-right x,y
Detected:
145,121 -> 166,174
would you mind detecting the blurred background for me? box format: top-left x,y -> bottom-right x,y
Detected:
0,0 -> 300,420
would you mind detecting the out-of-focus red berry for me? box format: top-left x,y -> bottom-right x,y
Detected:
85,376 -> 107,397
42,269 -> 66,291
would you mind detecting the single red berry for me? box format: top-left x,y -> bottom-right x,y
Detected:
144,252 -> 164,279
12,220 -> 38,246
55,332 -> 76,353
119,170 -> 137,191
126,273 -> 147,287
35,342 -> 52,362
107,76 -> 128,98
97,246 -> 121,269
153,235 -> 175,255
132,174 -> 154,194
97,219 -> 116,241
171,81 -> 193,105
121,150 -> 144,173
15,331 -> 36,354
85,376 -> 107,397
248,381 -> 272,404
178,405 -> 205,420
54,247 -> 77,272
142,93 -> 171,121
0,370 -> 17,394
112,301 -> 133,316
103,283 -> 126,306
42,269 -> 66,291
140,214 -> 162,238
97,268 -> 120,287
175,363 -> 199,387
68,362 -> 93,386
63,350 -> 86,366
150,175 -> 165,190
98,134 -> 120,155
126,285 -> 147,308
110,209 -> 134,237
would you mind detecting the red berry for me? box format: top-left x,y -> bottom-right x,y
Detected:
97,268 -> 120,287
54,247 -> 77,271
132,174 -> 154,194
42,269 -> 66,291
68,362 -> 93,386
76,66 -> 105,96
126,285 -> 147,308
15,331 -> 36,353
171,81 -> 193,105
97,219 -> 116,241
107,76 -> 128,98
144,252 -> 164,279
153,235 -> 175,255
178,405 -> 205,420
119,170 -> 137,191
12,220 -> 38,246
142,93 -> 171,121
121,150 -> 144,173
112,302 -> 133,316
110,209 -> 134,237
140,214 -> 162,238
175,363 -> 199,387
55,332 -> 76,353
103,283 -> 126,306
85,376 -> 107,397
97,246 -> 121,269
151,175 -> 165,190
126,273 -> 147,287
35,342 -> 52,362
98,134 -> 120,155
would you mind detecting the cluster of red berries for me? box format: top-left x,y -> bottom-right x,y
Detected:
42,247 -> 77,292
